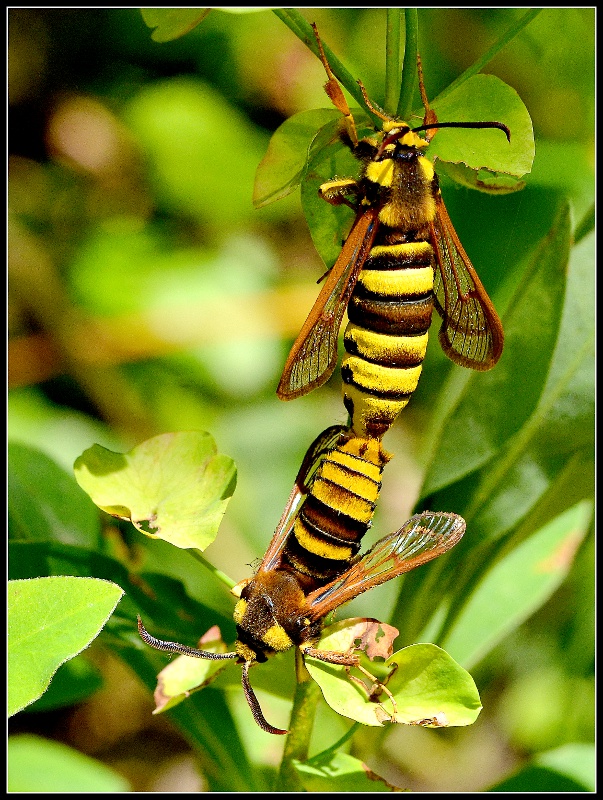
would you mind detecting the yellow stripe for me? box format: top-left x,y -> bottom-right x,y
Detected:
418,155 -> 435,182
345,324 -> 429,363
343,355 -> 423,394
358,266 -> 434,296
294,518 -> 353,560
339,436 -> 388,465
369,241 -> 432,260
311,478 -> 375,523
319,461 -> 380,503
327,450 -> 383,483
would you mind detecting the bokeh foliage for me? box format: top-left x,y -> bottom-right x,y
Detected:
9,8 -> 593,793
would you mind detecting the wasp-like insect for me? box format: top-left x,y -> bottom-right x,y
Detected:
138,425 -> 465,734
277,25 -> 507,438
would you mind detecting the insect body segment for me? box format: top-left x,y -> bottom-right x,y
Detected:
138,426 -> 465,735
285,433 -> 390,580
276,31 -> 506,440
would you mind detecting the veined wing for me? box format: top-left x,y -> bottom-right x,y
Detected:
305,511 -> 465,621
257,425 -> 349,574
431,193 -> 504,371
277,207 -> 379,400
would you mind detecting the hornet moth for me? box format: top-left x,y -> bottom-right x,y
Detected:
139,425 -> 465,734
277,24 -> 508,439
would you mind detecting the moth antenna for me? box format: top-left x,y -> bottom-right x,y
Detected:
241,661 -> 288,735
137,616 -> 238,661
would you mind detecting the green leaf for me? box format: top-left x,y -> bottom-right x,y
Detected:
294,751 -> 406,792
140,8 -> 211,42
488,744 -> 596,793
536,743 -> 595,792
437,502 -> 593,668
304,620 -> 481,728
253,109 -> 340,208
26,656 -> 103,712
8,577 -> 124,715
8,735 -> 130,792
73,431 -> 236,551
488,765 -> 591,793
437,161 -> 526,194
429,74 -> 534,178
423,202 -> 571,496
9,442 -> 101,548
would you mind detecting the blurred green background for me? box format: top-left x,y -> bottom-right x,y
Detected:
9,8 -> 594,792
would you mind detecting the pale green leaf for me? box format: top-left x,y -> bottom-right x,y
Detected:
295,751 -> 406,792
8,577 -> 123,715
8,735 -> 129,792
73,431 -> 236,551
438,502 -> 593,668
305,620 -> 481,728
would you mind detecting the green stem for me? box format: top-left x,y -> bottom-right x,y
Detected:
397,8 -> 418,120
431,8 -> 542,106
275,650 -> 321,791
189,549 -> 236,590
384,9 -> 402,115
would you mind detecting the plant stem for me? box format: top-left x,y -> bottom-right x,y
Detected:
189,549 -> 236,590
397,9 -> 418,120
384,9 -> 402,115
275,649 -> 321,791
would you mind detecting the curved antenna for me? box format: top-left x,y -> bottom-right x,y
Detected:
137,616 -> 238,661
413,120 -> 511,141
241,661 -> 288,735
376,119 -> 511,161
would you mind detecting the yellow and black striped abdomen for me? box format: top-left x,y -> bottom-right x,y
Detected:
283,437 -> 390,583
342,240 -> 435,438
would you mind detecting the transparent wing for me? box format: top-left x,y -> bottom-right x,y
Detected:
431,194 -> 504,371
257,425 -> 349,573
305,511 -> 466,620
277,207 -> 379,400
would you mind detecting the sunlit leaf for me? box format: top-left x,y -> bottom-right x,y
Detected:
8,577 -> 123,715
8,735 -> 130,792
294,751 -> 406,792
253,109 -> 340,208
437,502 -> 593,668
74,432 -> 236,551
429,74 -> 534,178
304,620 -> 481,728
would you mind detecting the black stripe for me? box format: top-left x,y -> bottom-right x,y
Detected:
348,294 -> 434,334
344,330 -> 426,368
301,494 -> 371,540
363,252 -> 433,270
283,535 -> 354,581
